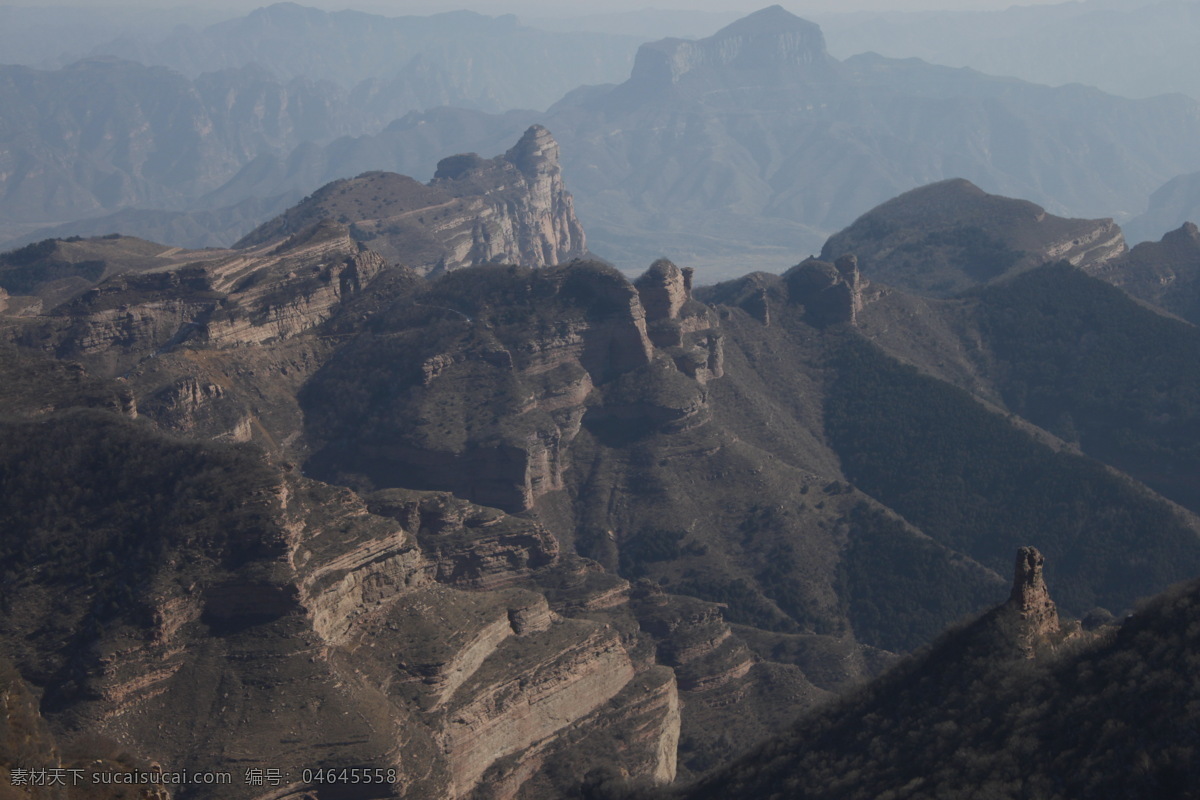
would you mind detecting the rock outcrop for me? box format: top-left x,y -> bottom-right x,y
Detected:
368,489 -> 560,590
10,221 -> 383,376
236,126 -> 587,275
1084,221 -> 1200,325
785,254 -> 869,326
1005,546 -> 1062,657
303,260 -> 691,513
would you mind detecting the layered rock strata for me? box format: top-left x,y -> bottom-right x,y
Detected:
236,126 -> 586,275
304,259 -> 721,513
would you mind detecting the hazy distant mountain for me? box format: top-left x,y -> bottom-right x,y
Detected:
86,2 -> 642,113
1122,170 -> 1200,244
0,56 -> 539,239
0,58 -> 375,226
524,8 -> 739,40
11,5 -> 1200,282
194,6 -> 1200,280
818,0 -> 1200,101
0,4 -> 230,70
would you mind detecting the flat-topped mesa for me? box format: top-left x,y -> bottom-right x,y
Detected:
627,5 -> 838,93
1007,546 -> 1061,656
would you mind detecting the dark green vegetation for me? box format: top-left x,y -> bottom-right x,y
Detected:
0,409 -> 282,706
833,503 -> 1001,653
975,264 -> 1200,513
665,577 -> 1200,800
824,333 -> 1200,618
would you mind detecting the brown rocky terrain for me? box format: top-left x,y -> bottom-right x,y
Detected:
235,126 -> 587,276
5,162 -> 1200,800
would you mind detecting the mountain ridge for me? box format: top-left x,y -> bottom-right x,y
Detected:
5,138 -> 1200,797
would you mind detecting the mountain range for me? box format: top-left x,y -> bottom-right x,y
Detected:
5,5 -> 1200,796
7,6 -> 1200,283
818,0 -> 1200,102
4,118 -> 1200,796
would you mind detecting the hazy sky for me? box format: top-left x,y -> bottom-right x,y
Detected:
0,0 -> 1093,15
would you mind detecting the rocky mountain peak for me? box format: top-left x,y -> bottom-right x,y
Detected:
504,124 -> 561,179
237,127 -> 586,274
1006,546 -> 1061,656
1166,220 -> 1200,244
823,179 -> 1127,297
635,258 -> 693,323
626,5 -> 836,92
783,255 -> 868,326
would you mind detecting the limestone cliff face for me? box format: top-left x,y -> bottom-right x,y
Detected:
139,376 -> 253,441
202,222 -> 386,347
237,126 -> 587,276
438,620 -> 636,797
434,125 -> 587,270
0,437 -> 672,800
12,221 -> 382,377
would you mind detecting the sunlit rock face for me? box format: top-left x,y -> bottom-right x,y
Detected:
236,125 -> 587,276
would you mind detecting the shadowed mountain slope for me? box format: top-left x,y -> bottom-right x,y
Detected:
821,181 -> 1200,516
659,552 -> 1200,800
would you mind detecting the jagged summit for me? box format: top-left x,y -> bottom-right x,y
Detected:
1085,220 -> 1200,324
236,125 -> 585,274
